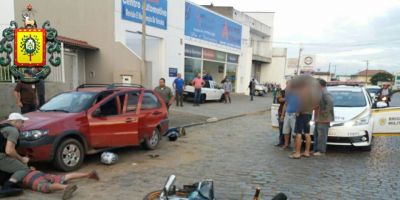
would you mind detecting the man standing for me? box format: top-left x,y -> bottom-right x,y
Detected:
275,87 -> 286,147
14,69 -> 37,114
192,73 -> 205,106
249,78 -> 256,101
281,81 -> 298,150
173,73 -> 185,107
290,76 -> 320,159
313,79 -> 334,156
154,78 -> 174,111
222,78 -> 232,104
0,113 -> 30,194
203,72 -> 213,81
35,68 -> 46,107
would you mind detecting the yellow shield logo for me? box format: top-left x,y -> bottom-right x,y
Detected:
14,28 -> 46,67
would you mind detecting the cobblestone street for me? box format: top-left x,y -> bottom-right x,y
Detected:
10,96 -> 400,200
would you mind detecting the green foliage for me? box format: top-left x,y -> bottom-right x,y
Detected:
370,72 -> 394,85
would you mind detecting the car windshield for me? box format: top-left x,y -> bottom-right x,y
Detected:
40,92 -> 97,113
329,90 -> 367,107
366,88 -> 380,95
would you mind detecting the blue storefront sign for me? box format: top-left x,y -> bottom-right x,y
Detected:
122,0 -> 168,30
169,68 -> 178,77
185,2 -> 242,49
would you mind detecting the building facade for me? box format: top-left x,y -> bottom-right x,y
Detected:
0,0 -> 263,117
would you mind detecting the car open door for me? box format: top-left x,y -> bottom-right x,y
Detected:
371,107 -> 400,136
88,92 -> 139,147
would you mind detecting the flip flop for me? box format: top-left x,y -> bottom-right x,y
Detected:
302,154 -> 310,158
289,155 -> 301,159
63,184 -> 78,200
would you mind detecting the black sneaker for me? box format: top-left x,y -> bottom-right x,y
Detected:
0,181 -> 23,198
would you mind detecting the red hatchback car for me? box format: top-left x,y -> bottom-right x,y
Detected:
17,84 -> 169,171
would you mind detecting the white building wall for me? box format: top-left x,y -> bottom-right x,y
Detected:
0,0 -> 14,33
261,48 -> 288,87
245,12 -> 275,38
114,0 -> 184,88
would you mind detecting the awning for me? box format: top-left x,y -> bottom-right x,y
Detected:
57,36 -> 99,50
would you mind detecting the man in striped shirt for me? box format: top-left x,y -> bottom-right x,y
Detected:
22,168 -> 99,200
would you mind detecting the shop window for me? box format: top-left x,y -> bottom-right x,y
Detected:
184,58 -> 201,85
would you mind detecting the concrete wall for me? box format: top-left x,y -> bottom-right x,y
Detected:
245,12 -> 275,40
14,0 -> 142,85
0,82 -> 69,118
260,48 -> 287,86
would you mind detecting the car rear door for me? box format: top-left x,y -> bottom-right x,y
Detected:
88,92 -> 139,148
138,91 -> 166,138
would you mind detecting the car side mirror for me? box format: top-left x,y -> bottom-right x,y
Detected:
92,109 -> 102,117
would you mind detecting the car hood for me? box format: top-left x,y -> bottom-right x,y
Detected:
333,107 -> 367,122
21,111 -> 84,131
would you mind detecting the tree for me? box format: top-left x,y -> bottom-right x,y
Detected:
370,72 -> 394,85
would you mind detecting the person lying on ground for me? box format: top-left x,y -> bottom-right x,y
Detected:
22,167 -> 99,200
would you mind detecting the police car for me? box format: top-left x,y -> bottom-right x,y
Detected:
311,85 -> 400,150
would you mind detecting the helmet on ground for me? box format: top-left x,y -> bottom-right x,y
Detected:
100,152 -> 118,165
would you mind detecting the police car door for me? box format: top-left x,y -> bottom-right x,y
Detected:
371,92 -> 400,136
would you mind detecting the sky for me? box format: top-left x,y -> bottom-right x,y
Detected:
191,0 -> 400,75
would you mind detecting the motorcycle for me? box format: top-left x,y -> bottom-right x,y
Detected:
143,175 -> 287,200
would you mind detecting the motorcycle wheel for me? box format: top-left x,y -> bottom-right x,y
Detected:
143,190 -> 188,200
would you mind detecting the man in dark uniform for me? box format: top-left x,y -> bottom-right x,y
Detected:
14,69 -> 37,114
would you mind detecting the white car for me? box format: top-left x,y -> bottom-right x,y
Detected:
183,80 -> 225,103
365,85 -> 381,100
311,85 -> 400,150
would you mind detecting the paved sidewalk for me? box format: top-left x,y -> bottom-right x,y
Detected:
169,94 -> 273,127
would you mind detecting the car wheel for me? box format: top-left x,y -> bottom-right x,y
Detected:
142,128 -> 160,150
53,138 -> 84,172
200,94 -> 206,104
219,94 -> 225,102
359,145 -> 372,151
255,90 -> 260,96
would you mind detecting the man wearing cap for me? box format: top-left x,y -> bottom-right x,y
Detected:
0,113 -> 30,195
14,69 -> 37,114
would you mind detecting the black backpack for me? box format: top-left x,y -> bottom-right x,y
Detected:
0,123 -> 13,154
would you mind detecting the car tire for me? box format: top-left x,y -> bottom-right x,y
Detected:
255,90 -> 260,96
53,138 -> 85,172
359,144 -> 372,151
142,128 -> 160,150
219,94 -> 225,102
200,94 -> 206,104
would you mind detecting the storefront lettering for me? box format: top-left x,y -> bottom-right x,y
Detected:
227,54 -> 239,63
203,49 -> 216,60
184,44 -> 202,58
122,0 -> 167,30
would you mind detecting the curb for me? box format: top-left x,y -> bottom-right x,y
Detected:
180,108 -> 270,128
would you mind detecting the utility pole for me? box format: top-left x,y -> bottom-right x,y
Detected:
365,60 -> 369,85
141,0 -> 147,86
296,46 -> 303,75
328,63 -> 331,81
334,65 -> 337,75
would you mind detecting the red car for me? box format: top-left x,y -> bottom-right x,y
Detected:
17,84 -> 169,171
